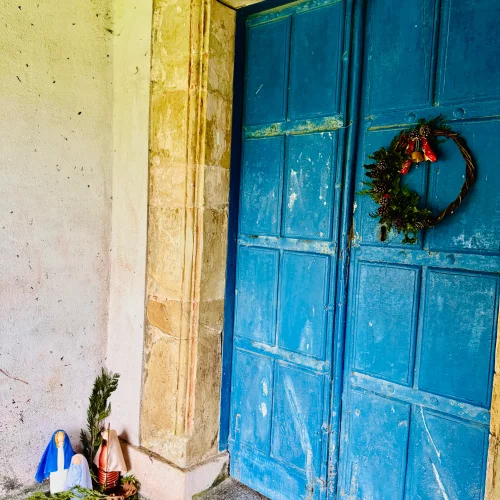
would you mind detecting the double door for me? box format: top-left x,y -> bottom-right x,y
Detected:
227,1 -> 500,499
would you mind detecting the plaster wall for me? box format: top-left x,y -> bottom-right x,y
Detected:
0,0 -> 113,494
105,0 -> 152,447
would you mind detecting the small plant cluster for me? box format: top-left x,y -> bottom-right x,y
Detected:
26,476 -> 140,500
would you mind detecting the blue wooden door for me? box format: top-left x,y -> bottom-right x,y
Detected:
227,1 -> 353,498
338,1 -> 500,499
227,0 -> 500,499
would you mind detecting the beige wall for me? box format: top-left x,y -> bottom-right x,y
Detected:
0,0 -> 113,494
105,0 -> 152,447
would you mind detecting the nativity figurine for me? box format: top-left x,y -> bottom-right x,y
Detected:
64,453 -> 93,491
93,428 -> 127,490
35,430 -> 75,494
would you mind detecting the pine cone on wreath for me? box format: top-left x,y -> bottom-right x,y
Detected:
373,183 -> 388,195
376,160 -> 388,171
378,196 -> 390,216
393,216 -> 405,230
419,124 -> 431,137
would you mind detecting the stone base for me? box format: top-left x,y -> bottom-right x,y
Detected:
120,441 -> 229,500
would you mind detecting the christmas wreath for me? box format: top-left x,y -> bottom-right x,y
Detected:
361,117 -> 476,244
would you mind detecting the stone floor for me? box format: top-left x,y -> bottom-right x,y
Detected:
198,478 -> 268,500
4,477 -> 266,500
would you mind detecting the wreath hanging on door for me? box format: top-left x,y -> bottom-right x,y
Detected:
360,117 -> 476,244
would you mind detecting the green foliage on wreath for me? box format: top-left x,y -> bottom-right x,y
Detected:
360,117 -> 447,244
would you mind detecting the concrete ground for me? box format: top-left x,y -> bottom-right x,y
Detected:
198,478 -> 268,500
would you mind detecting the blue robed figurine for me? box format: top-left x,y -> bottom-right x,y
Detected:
35,430 -> 75,494
64,454 -> 93,491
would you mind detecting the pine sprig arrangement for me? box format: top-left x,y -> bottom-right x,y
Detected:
26,486 -> 109,499
80,369 -> 120,467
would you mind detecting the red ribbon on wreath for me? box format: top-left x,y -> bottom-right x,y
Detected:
399,126 -> 437,175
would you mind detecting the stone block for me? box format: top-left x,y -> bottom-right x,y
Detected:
141,335 -> 180,438
146,206 -> 186,300
199,298 -> 225,334
206,91 -> 233,170
204,165 -> 230,208
149,156 -> 189,209
150,88 -> 189,162
208,0 -> 236,100
147,299 -> 183,338
200,208 -> 229,302
188,333 -> 223,462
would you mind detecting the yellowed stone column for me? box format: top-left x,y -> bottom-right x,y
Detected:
140,0 -> 235,474
486,327 -> 500,500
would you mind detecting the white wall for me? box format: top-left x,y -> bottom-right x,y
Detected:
106,0 -> 152,446
0,0 -> 113,494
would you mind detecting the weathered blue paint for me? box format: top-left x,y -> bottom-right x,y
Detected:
338,1 -> 500,499
227,0 -> 352,498
222,0 -> 500,498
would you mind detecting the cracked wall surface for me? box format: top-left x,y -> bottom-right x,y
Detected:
141,0 -> 235,469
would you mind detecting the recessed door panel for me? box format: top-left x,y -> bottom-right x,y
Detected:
278,252 -> 330,360
437,0 -> 500,103
234,246 -> 279,345
288,3 -> 342,119
405,408 -> 489,500
240,137 -> 284,237
418,269 -> 498,407
245,19 -> 289,125
283,133 -> 336,240
271,363 -> 326,474
352,263 -> 420,386
339,390 -> 410,500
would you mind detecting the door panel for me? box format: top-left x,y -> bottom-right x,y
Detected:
234,246 -> 279,345
228,1 -> 350,499
278,252 -> 330,359
339,390 -> 411,500
418,270 -> 498,407
351,263 -> 420,386
244,19 -> 289,125
288,4 -> 342,118
282,133 -> 337,240
339,1 -> 500,499
240,137 -> 284,237
405,411 -> 489,500
363,0 -> 437,112
437,0 -> 500,104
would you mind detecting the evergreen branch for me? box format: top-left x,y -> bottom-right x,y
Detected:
80,368 -> 120,467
